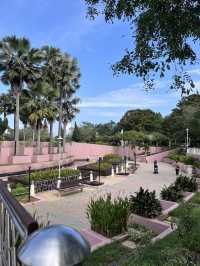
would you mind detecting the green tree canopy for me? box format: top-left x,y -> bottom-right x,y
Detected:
85,0 -> 200,92
163,94 -> 200,146
72,122 -> 81,142
118,109 -> 163,132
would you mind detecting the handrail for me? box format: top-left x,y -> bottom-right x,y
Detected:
0,181 -> 38,239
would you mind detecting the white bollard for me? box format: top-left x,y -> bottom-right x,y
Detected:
90,171 -> 94,182
57,179 -> 61,189
7,183 -> 11,192
79,172 -> 82,180
116,166 -> 119,174
30,181 -> 35,197
121,164 -> 124,173
111,166 -> 115,177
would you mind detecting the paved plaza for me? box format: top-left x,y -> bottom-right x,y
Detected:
25,162 -> 177,231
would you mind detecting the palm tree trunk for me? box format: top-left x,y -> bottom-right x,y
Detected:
63,122 -> 67,153
58,88 -> 63,153
14,92 -> 20,155
49,121 -> 53,154
37,124 -> 41,155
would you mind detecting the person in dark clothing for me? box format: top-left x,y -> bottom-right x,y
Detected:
154,160 -> 158,174
175,161 -> 180,176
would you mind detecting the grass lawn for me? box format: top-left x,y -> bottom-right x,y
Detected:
83,193 -> 200,266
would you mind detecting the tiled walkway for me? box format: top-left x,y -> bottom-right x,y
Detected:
26,162 -> 176,230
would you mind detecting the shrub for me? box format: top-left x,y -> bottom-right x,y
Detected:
87,193 -> 129,237
11,183 -> 29,197
25,168 -> 80,182
103,154 -> 122,164
128,223 -> 154,245
129,187 -> 162,218
175,175 -> 197,192
161,184 -> 183,202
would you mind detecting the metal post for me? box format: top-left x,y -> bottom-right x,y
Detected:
98,157 -> 101,184
186,128 -> 189,154
134,152 -> 136,168
124,156 -> 127,174
28,166 -> 31,202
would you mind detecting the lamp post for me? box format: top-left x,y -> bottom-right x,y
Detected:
186,128 -> 189,154
98,157 -> 102,185
28,166 -> 31,202
124,156 -> 127,175
57,136 -> 63,186
134,152 -> 137,168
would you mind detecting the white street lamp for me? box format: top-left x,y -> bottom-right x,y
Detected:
57,136 -> 63,188
186,128 -> 189,154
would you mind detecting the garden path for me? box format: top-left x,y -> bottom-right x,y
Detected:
25,162 -> 176,230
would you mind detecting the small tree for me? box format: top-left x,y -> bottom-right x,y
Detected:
72,122 -> 81,142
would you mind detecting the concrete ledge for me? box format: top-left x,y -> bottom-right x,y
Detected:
11,155 -> 32,165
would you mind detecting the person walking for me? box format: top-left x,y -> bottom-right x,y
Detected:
154,160 -> 158,174
175,161 -> 180,176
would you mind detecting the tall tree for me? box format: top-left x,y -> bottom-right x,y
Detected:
57,54 -> 80,152
85,0 -> 200,92
118,109 -> 163,132
62,95 -> 80,152
0,36 -> 43,154
72,122 -> 81,142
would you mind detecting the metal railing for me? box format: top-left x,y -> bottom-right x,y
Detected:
0,181 -> 38,266
0,180 -> 90,266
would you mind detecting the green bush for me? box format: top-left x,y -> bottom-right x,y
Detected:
128,224 -> 154,245
11,183 -> 29,197
129,187 -> 162,218
175,175 -> 197,192
161,184 -> 183,202
87,193 -> 129,237
168,152 -> 198,166
79,162 -> 112,171
25,168 -> 80,182
103,154 -> 122,164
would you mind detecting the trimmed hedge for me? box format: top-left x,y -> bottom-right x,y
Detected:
103,154 -> 122,165
25,168 -> 80,182
78,162 -> 112,176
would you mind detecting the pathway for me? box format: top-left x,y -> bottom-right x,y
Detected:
25,162 -> 176,230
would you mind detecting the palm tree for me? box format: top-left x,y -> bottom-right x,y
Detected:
62,95 -> 80,152
57,54 -> 81,152
0,36 -> 43,154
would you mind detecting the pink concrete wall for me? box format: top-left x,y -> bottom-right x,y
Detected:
146,150 -> 173,163
0,141 -> 166,166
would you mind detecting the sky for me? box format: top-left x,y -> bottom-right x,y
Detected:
0,0 -> 200,131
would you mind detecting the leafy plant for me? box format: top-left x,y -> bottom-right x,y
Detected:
161,184 -> 183,202
103,154 -> 122,164
128,223 -> 154,245
11,183 -> 29,197
175,175 -> 197,192
129,187 -> 162,218
87,193 -> 129,237
24,168 -> 80,182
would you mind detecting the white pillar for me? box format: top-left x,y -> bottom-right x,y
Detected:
116,166 -> 119,174
79,172 -> 82,180
121,164 -> 124,173
90,171 -> 94,182
57,179 -> 61,189
30,181 -> 35,197
111,166 -> 115,177
7,183 -> 11,192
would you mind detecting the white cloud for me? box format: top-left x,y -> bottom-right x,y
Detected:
79,83 -> 181,109
188,69 -> 200,75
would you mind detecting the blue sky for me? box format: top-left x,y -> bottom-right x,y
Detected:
0,0 -> 200,130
